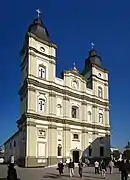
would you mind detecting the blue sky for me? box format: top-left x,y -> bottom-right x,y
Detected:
0,0 -> 130,149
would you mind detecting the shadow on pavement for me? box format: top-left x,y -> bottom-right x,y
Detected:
43,173 -> 80,179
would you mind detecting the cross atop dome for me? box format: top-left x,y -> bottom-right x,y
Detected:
36,9 -> 41,18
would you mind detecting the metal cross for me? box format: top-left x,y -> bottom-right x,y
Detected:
91,42 -> 95,49
36,9 -> 41,18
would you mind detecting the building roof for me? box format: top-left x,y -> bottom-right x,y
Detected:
87,49 -> 102,67
28,17 -> 49,42
125,142 -> 130,149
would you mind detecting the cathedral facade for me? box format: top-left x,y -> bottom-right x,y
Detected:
4,15 -> 110,167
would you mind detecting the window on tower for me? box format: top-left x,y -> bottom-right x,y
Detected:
99,113 -> 103,123
38,66 -> 46,79
57,145 -> 62,156
38,99 -> 45,112
98,86 -> 103,98
71,106 -> 79,118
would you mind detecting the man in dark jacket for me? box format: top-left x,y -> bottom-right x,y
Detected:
7,163 -> 17,180
120,159 -> 129,180
68,159 -> 74,177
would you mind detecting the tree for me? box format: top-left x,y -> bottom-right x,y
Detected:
124,150 -> 130,160
112,150 -> 120,160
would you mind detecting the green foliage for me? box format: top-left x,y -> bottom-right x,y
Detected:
112,150 -> 120,160
124,150 -> 130,160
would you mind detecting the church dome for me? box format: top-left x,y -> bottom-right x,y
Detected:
28,18 -> 49,41
87,49 -> 102,67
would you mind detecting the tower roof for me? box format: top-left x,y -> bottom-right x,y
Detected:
87,49 -> 102,67
28,17 -> 49,41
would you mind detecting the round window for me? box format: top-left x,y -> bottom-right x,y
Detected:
40,47 -> 45,52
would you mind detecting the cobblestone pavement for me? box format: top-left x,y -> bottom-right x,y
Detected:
0,165 -> 121,180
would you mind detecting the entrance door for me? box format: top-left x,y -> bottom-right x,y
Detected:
73,151 -> 79,163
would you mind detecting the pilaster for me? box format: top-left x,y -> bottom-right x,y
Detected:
62,126 -> 71,159
26,121 -> 37,157
48,124 -> 57,165
92,105 -> 97,124
48,93 -> 56,115
82,102 -> 87,121
63,97 -> 70,118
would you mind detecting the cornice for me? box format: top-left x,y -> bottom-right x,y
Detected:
63,70 -> 87,82
19,78 -> 110,107
92,64 -> 109,74
29,46 -> 57,61
28,32 -> 57,49
17,112 -> 110,132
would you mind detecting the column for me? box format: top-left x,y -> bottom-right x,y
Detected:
48,124 -> 57,165
92,105 -> 97,124
28,89 -> 36,113
104,109 -> 110,126
62,126 -> 71,160
82,102 -> 87,121
26,121 -> 37,167
48,93 -> 56,115
81,129 -> 89,160
63,97 -> 70,118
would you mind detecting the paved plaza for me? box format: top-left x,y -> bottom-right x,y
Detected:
0,164 -> 121,180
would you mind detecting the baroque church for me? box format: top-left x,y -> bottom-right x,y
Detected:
4,12 -> 110,167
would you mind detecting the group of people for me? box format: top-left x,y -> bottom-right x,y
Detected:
58,159 -> 83,178
94,160 -> 114,178
58,158 -> 130,179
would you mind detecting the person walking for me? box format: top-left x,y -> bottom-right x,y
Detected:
108,160 -> 114,174
120,159 -> 129,180
94,160 -> 99,174
58,160 -> 64,175
100,160 -> 107,179
78,159 -> 83,178
68,159 -> 74,177
7,163 -> 17,180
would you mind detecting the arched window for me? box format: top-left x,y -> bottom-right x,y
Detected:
38,99 -> 45,112
99,113 -> 103,123
38,66 -> 46,78
57,104 -> 62,116
98,87 -> 103,98
57,144 -> 62,156
88,111 -> 92,122
71,106 -> 79,118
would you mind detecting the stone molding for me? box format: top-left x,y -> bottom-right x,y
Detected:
19,78 -> 110,107
17,112 -> 110,132
29,46 -> 57,61
28,32 -> 57,49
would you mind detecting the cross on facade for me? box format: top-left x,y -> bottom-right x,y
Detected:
36,9 -> 41,18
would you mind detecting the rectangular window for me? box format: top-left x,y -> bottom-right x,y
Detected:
72,106 -> 78,118
38,143 -> 46,157
99,113 -> 103,123
38,129 -> 46,137
58,145 -> 62,156
100,146 -> 104,157
73,134 -> 79,140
